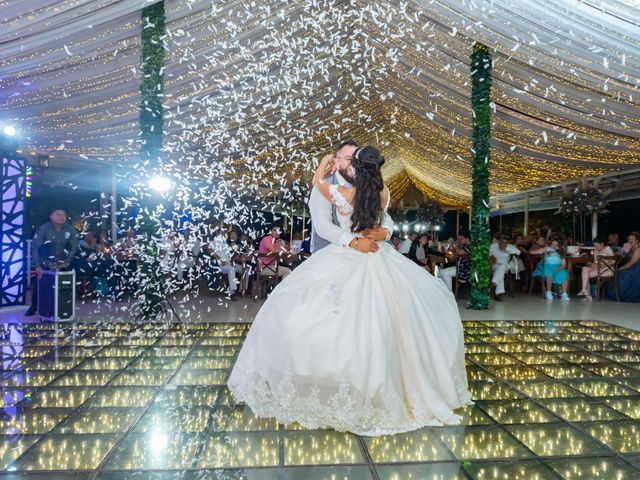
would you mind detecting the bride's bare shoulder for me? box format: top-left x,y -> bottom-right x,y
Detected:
337,185 -> 356,204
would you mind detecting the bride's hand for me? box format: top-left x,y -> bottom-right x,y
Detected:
350,237 -> 379,253
313,155 -> 336,187
320,155 -> 335,175
362,226 -> 387,241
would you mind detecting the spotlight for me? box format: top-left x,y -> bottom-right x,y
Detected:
435,225 -> 441,231
149,176 -> 172,192
3,125 -> 17,137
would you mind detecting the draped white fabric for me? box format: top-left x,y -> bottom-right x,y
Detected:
0,0 -> 638,203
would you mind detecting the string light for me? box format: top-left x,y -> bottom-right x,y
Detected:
0,0 -> 638,210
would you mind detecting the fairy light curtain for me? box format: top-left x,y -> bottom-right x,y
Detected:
0,0 -> 638,206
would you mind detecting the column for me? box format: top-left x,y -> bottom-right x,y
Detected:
524,193 -> 529,237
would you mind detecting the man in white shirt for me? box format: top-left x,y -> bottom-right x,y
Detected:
489,234 -> 521,300
309,140 -> 394,253
176,228 -> 201,285
160,232 -> 177,274
209,230 -> 239,300
399,232 -> 416,255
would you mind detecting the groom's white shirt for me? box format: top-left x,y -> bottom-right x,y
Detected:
309,171 -> 394,251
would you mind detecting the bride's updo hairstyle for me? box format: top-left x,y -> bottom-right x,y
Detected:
350,146 -> 385,233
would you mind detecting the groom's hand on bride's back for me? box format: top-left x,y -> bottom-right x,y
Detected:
362,226 -> 388,242
350,237 -> 379,253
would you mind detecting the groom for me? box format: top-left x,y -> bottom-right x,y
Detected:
309,140 -> 394,253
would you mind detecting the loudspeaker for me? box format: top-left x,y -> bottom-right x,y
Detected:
38,270 -> 75,321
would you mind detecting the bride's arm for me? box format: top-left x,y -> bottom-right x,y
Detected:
379,186 -> 394,240
312,155 -> 338,204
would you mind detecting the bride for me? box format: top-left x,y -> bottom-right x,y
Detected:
228,146 -> 473,436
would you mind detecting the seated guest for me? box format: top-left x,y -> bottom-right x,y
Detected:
176,228 -> 201,286
113,228 -> 139,297
529,235 -> 548,278
541,224 -> 554,241
510,235 -> 527,277
118,228 -> 137,250
513,235 -> 529,255
489,235 -> 521,301
607,231 -> 640,303
399,232 -> 416,255
159,231 -> 177,276
390,235 -> 402,251
409,233 -> 430,271
227,229 -> 241,251
529,235 -> 548,254
95,229 -> 117,293
239,233 -> 256,253
208,229 -> 239,300
73,230 -> 100,278
98,230 -> 114,255
577,237 -> 615,300
540,239 -> 570,302
607,233 -> 622,255
280,231 -> 305,270
428,239 -> 447,268
439,232 -> 470,292
229,229 -> 254,281
258,226 -> 291,279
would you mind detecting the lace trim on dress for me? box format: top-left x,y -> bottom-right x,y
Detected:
228,350 -> 471,436
329,184 -> 353,216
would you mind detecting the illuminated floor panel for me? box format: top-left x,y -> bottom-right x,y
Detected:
2,320 -> 640,479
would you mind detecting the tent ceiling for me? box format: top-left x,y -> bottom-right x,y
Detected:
1,0 -> 639,207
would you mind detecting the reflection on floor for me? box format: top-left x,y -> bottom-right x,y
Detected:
2,320 -> 640,479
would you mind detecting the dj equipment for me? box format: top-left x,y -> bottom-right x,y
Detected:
37,270 -> 75,321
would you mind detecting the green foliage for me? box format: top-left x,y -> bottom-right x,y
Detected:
469,43 -> 492,310
140,1 -> 165,162
416,200 -> 445,227
558,184 -> 608,216
138,1 -> 165,320
387,205 -> 407,224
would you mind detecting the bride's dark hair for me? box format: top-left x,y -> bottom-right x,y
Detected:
350,146 -> 385,233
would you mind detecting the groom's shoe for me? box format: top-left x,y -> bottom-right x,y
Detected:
228,292 -> 240,301
493,293 -> 503,302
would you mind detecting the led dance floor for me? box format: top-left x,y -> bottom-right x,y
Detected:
2,320 -> 640,479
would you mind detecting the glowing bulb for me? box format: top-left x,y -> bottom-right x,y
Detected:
2,125 -> 17,137
148,176 -> 172,192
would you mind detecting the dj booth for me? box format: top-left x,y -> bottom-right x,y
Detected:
37,270 -> 76,321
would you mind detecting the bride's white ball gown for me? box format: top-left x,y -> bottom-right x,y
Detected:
228,188 -> 472,436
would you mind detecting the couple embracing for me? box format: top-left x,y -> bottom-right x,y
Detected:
229,141 -> 472,436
